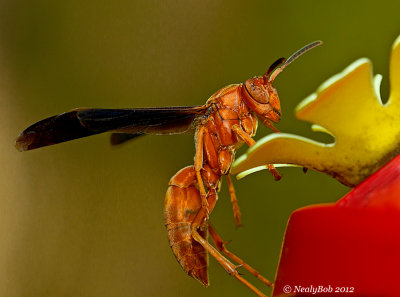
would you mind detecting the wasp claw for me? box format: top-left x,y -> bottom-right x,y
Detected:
235,264 -> 244,270
266,164 -> 282,181
224,240 -> 232,246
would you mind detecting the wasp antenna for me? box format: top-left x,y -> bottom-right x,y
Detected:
268,40 -> 323,83
263,57 -> 286,82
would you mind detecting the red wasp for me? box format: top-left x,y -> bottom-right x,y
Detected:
16,41 -> 322,297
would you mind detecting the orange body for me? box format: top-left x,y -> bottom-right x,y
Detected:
164,84 -> 259,285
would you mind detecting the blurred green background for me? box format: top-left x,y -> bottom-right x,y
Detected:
1,1 -> 399,296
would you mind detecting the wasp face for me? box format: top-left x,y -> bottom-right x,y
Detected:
242,77 -> 281,129
263,83 -> 281,123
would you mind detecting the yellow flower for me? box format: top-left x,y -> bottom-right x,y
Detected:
232,35 -> 400,187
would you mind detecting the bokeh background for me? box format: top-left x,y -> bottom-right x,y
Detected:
1,1 -> 399,296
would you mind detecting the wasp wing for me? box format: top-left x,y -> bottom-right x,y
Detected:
16,106 -> 207,151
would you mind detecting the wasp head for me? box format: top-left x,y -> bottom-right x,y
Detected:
242,41 -> 322,132
242,74 -> 282,131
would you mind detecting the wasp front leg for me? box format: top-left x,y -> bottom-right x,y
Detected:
266,164 -> 282,181
232,125 -> 282,181
232,124 -> 256,147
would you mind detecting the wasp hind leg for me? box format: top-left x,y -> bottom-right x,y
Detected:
190,218 -> 268,297
208,223 -> 273,287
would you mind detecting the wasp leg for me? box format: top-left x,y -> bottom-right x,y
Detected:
225,174 -> 242,227
262,120 -> 280,133
194,126 -> 209,217
231,125 -> 281,181
232,125 -> 256,147
208,223 -> 273,287
266,164 -> 282,181
190,217 -> 267,297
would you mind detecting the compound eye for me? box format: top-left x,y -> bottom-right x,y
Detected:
245,80 -> 269,104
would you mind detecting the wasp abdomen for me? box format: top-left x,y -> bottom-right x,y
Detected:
165,166 -> 209,286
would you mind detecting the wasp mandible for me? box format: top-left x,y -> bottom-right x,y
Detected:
16,41 -> 322,297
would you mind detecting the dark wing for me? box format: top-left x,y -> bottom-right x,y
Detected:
16,106 -> 207,151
